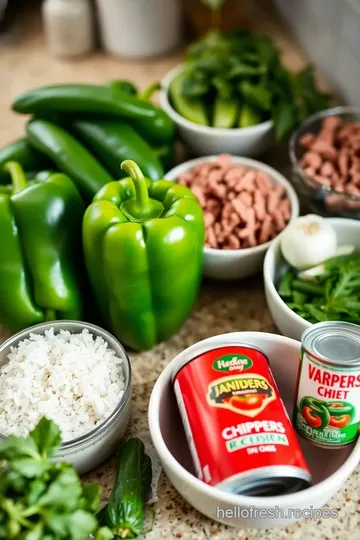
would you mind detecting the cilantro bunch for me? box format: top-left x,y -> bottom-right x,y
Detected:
0,418 -> 113,540
181,30 -> 331,139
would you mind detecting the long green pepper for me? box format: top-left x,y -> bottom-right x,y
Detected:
72,119 -> 164,180
13,84 -> 175,145
26,119 -> 114,201
0,162 -> 85,332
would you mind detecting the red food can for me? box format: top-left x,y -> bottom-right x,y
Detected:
173,343 -> 311,496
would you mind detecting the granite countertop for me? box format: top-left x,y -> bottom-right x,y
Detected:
0,4 -> 359,539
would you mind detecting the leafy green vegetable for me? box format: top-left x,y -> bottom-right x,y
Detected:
0,418 -> 113,540
278,253 -> 360,323
174,29 -> 332,136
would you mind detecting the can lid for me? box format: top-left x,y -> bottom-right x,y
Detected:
216,466 -> 311,496
302,322 -> 360,365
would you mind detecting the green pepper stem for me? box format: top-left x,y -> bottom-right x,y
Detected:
139,82 -> 161,102
120,160 -> 164,222
3,161 -> 28,194
121,160 -> 149,210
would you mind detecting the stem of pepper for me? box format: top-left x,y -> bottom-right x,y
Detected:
3,161 -> 28,194
120,160 -> 164,222
139,82 -> 161,102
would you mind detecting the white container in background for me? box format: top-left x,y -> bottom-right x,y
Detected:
95,0 -> 183,58
42,0 -> 94,59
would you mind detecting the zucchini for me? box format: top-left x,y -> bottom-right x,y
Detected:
98,439 -> 152,538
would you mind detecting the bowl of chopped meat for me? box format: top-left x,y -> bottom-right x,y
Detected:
290,106 -> 360,219
165,154 -> 299,280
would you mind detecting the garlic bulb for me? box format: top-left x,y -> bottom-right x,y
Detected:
280,214 -> 337,270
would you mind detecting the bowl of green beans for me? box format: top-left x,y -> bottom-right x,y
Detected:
263,217 -> 360,341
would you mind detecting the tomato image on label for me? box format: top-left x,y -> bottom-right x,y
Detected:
207,374 -> 275,417
327,401 -> 355,429
230,393 -> 266,411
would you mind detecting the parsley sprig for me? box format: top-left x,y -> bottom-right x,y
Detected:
0,418 -> 113,540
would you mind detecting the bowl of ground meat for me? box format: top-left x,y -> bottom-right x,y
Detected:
289,106 -> 360,219
166,154 -> 299,280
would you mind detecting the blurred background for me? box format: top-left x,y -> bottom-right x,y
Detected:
0,0 -> 358,105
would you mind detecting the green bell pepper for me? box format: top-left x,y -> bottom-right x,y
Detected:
83,160 -> 204,351
0,162 -> 85,332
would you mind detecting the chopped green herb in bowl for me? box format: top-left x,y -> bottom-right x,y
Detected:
263,216 -> 360,341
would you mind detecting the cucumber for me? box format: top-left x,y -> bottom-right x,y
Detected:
98,439 -> 152,538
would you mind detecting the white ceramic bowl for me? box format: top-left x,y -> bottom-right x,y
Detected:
165,156 -> 300,280
148,332 -> 360,528
0,321 -> 132,475
160,65 -> 274,157
264,217 -> 360,341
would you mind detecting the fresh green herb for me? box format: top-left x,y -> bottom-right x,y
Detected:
278,253 -> 360,323
172,30 -> 331,138
0,418 -> 113,540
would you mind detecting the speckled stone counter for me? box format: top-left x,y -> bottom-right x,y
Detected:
0,4 -> 359,539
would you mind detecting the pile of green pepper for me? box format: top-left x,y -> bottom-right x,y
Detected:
1,81 -> 176,201
0,80 -> 207,351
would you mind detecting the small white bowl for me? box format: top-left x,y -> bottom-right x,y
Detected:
165,155 -> 300,280
148,332 -> 360,529
160,65 -> 274,157
264,218 -> 360,340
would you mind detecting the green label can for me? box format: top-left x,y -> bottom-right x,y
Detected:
293,321 -> 360,448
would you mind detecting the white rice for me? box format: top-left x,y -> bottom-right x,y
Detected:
0,328 -> 125,441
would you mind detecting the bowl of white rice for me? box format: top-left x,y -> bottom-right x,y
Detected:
0,321 -> 132,474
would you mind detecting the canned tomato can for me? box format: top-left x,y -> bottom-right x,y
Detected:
293,321 -> 360,448
173,343 -> 311,496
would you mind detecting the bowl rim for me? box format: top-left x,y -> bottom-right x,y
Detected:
148,331 -> 360,507
0,320 -> 132,448
263,216 -> 360,329
165,154 -> 300,257
289,105 -> 360,201
159,64 -> 274,136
